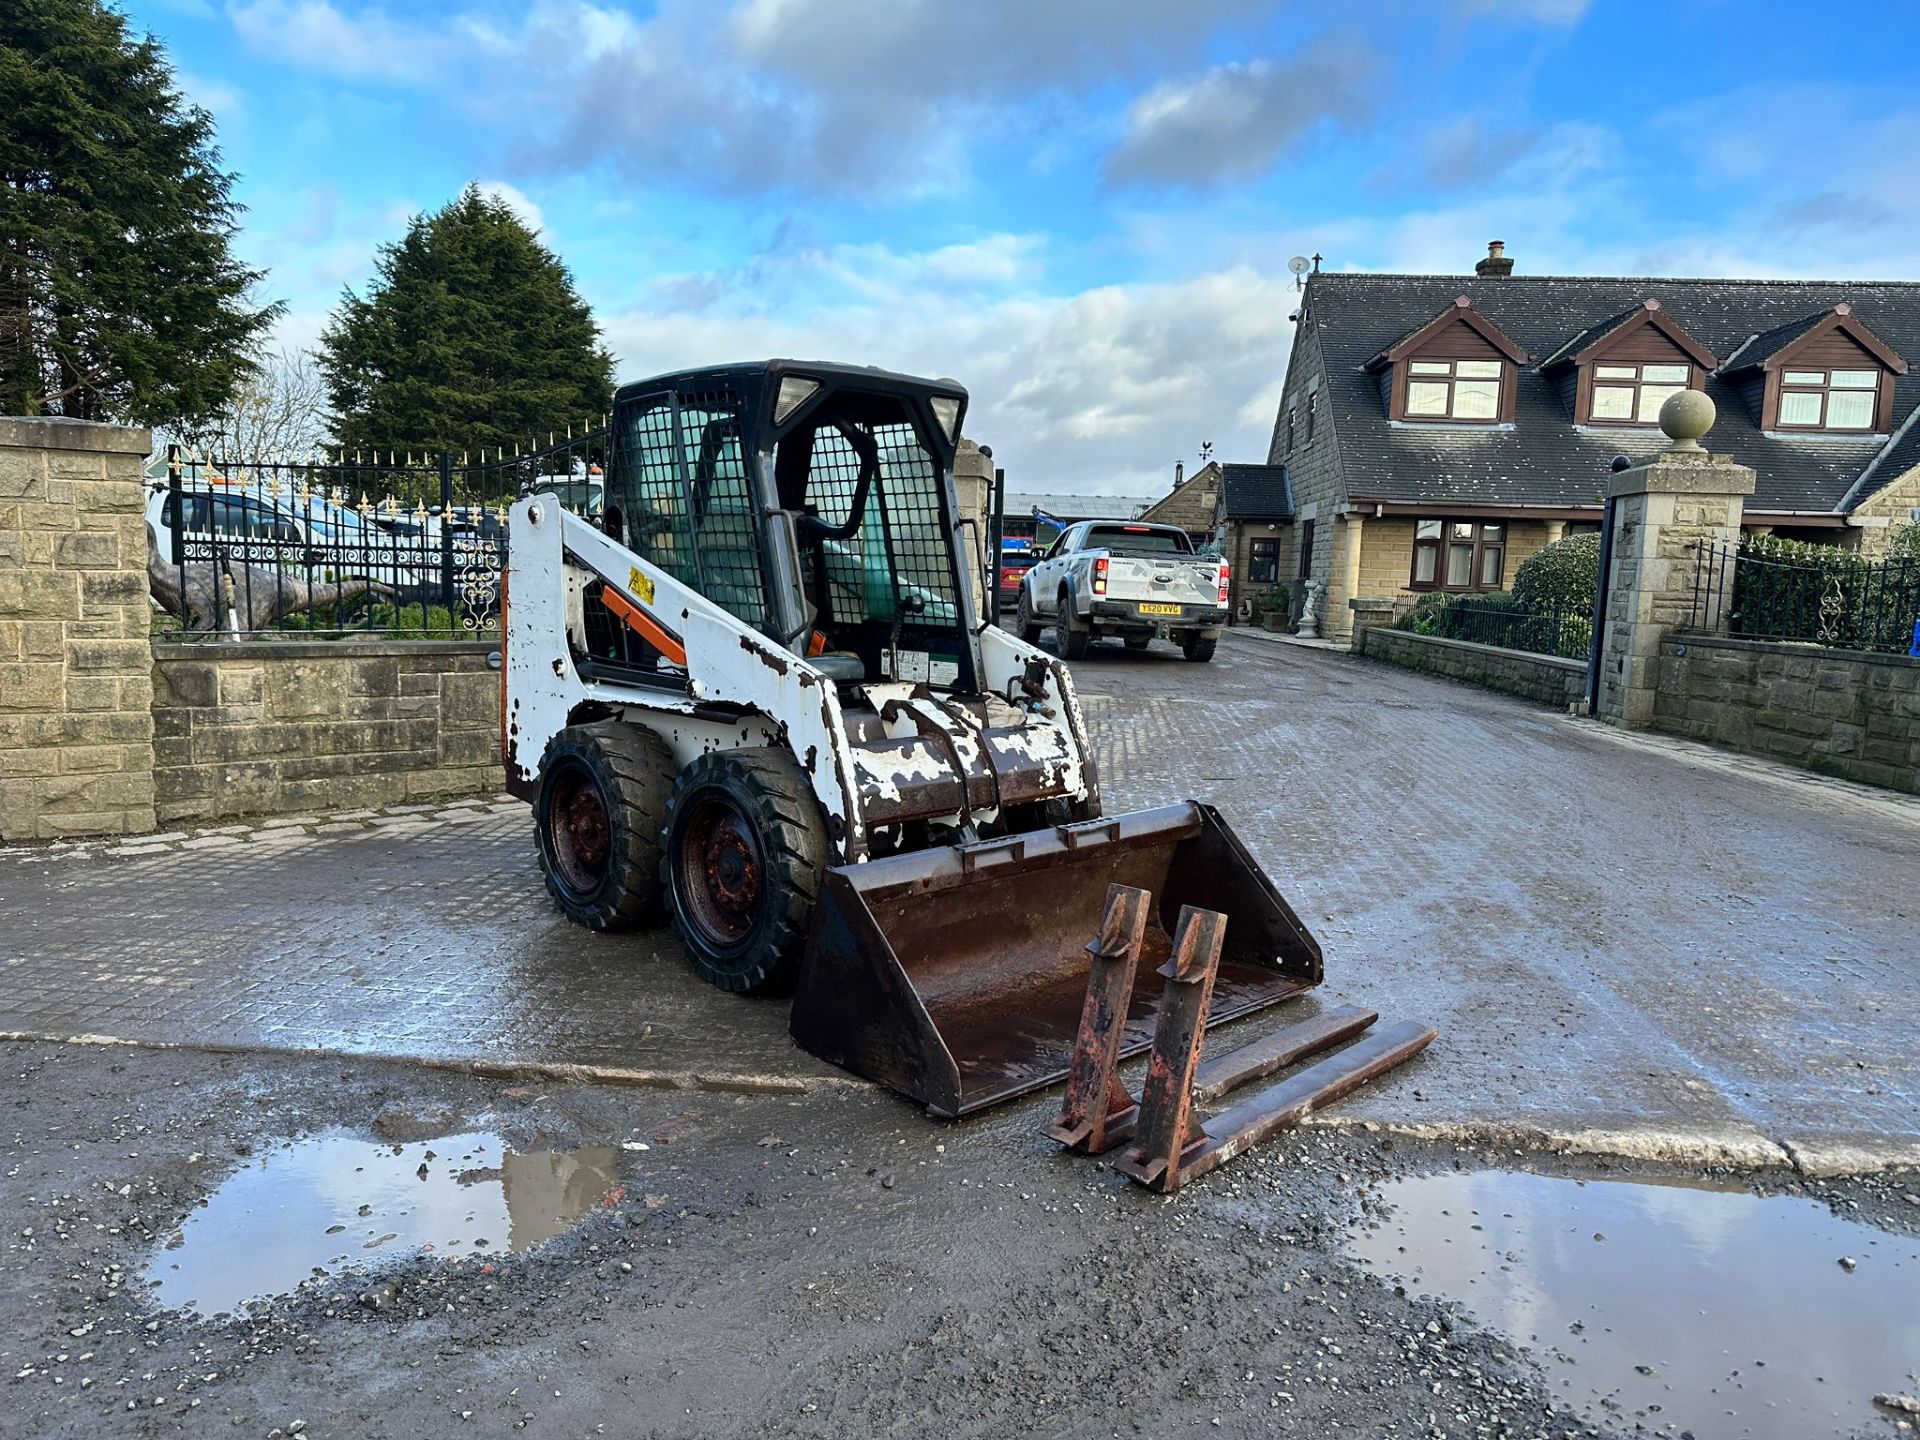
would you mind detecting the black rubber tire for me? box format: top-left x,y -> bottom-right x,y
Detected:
1015,587 -> 1043,644
662,747 -> 828,994
1181,633 -> 1218,662
1058,590 -> 1091,660
535,722 -> 675,930
1124,634 -> 1150,651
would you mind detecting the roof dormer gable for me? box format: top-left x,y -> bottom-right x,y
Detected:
1364,297 -> 1529,425
1720,304 -> 1908,435
1540,300 -> 1718,426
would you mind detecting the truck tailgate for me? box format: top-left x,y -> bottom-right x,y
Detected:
1104,556 -> 1219,607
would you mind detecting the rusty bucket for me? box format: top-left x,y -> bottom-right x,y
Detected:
788,802 -> 1323,1116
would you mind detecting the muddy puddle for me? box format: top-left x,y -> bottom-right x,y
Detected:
146,1130 -> 622,1316
1348,1169 -> 1920,1438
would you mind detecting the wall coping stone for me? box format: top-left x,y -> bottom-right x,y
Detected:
1370,627 -> 1587,675
1349,596 -> 1397,614
1665,633 -> 1920,672
1607,449 -> 1757,499
0,416 -> 153,455
154,639 -> 497,661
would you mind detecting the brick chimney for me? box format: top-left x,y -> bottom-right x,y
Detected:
1475,240 -> 1514,278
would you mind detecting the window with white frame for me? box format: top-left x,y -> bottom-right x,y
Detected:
1588,362 -> 1691,424
1776,368 -> 1881,430
1403,359 -> 1503,421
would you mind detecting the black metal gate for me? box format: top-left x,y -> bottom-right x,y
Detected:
154,429 -> 609,639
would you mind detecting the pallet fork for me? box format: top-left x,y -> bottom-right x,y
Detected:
1048,885 -> 1436,1192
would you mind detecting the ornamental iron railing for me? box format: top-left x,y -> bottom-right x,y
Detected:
152,428 -> 608,640
1398,597 -> 1594,661
1687,539 -> 1920,656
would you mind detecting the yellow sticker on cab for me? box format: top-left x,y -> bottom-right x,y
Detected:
627,567 -> 656,606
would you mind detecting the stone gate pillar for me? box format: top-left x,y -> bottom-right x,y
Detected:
0,418 -> 157,840
1596,393 -> 1753,729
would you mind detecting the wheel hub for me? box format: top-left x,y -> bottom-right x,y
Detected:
550,768 -> 612,895
680,798 -> 765,947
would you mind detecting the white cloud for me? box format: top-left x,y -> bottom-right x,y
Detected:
219,0 -> 1302,197
475,181 -> 546,239
225,0 -> 445,83
600,245 -> 1298,494
1104,38 -> 1381,188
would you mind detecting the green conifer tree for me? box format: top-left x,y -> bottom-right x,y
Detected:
0,0 -> 276,424
318,186 -> 615,453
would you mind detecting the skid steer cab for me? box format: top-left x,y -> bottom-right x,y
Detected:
504,360 -> 1322,1116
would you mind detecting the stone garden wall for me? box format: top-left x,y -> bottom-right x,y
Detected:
1360,626 -> 1587,709
1652,635 -> 1920,793
150,641 -> 501,825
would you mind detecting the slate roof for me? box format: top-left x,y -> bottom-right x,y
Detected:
1306,274 -> 1920,514
1219,463 -> 1293,519
1536,305 -> 1643,369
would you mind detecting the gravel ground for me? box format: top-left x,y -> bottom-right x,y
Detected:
6,1041 -> 1916,1440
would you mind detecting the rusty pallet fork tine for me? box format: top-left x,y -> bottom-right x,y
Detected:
1190,1005 -> 1378,1104
1114,905 -> 1225,1191
1120,1020 -> 1438,1194
1044,884 -> 1152,1153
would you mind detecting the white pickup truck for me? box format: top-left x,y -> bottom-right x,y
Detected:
1012,519 -> 1228,662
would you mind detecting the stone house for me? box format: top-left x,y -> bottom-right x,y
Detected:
1133,461 -> 1223,544
1248,243 -> 1920,640
1218,463 -> 1293,619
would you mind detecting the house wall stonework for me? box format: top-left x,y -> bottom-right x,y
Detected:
1137,463 -> 1221,537
0,418 -> 157,841
1653,635 -> 1919,793
1847,465 -> 1920,559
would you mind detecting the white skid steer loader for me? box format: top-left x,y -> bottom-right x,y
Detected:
503,361 -> 1324,1116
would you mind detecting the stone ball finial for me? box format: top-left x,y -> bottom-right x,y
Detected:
1659,389 -> 1715,449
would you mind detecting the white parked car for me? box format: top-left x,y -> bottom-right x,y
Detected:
1013,519 -> 1228,662
144,478 -> 452,595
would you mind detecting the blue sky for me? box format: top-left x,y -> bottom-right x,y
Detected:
132,0 -> 1920,492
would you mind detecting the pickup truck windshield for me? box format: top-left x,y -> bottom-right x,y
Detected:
1086,524 -> 1193,556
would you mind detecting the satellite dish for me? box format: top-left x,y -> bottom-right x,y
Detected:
1287,256 -> 1311,276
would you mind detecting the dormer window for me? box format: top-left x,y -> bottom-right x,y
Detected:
1777,368 -> 1880,430
1405,359 -> 1504,420
1589,362 -> 1693,424
1720,303 -> 1907,435
1364,297 -> 1529,426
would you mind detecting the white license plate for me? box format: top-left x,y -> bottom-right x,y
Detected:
1138,602 -> 1182,616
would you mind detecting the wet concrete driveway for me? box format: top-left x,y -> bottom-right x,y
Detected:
2,634 -> 1916,1170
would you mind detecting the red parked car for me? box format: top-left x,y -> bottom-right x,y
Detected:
997,551 -> 1036,611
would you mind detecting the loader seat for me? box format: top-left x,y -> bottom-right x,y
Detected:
810,652 -> 867,684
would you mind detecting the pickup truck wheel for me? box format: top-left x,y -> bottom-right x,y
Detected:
535,722 -> 674,930
663,747 -> 827,994
1059,608 -> 1091,660
1014,589 -> 1042,644
1181,633 -> 1217,663
1124,634 -> 1150,652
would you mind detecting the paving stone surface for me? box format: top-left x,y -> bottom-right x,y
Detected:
2,635 -> 1916,1162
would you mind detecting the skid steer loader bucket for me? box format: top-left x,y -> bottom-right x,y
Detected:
790,802 -> 1322,1117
